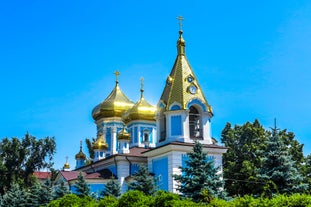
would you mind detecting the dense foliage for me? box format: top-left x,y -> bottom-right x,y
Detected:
45,192 -> 311,207
173,141 -> 227,202
127,165 -> 157,195
0,133 -> 56,194
221,119 -> 307,197
258,125 -> 307,196
102,179 -> 121,197
74,172 -> 91,197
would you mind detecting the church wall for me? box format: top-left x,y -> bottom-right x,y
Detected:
117,160 -> 130,194
152,156 -> 169,191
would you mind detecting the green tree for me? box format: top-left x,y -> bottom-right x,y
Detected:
54,180 -> 70,199
28,183 -> 42,207
173,141 -> 227,202
74,172 -> 91,197
221,120 -> 269,196
117,190 -> 152,207
102,179 -> 121,197
0,133 -> 56,194
258,125 -> 307,196
1,183 -> 29,207
127,165 -> 157,195
85,137 -> 95,161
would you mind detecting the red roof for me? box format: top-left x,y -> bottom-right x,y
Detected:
60,171 -> 81,181
33,171 -> 51,179
60,169 -> 115,181
126,147 -> 149,157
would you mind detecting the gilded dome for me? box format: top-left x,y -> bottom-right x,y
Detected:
75,141 -> 86,160
63,157 -> 70,170
118,126 -> 131,141
93,133 -> 108,150
122,86 -> 156,123
92,74 -> 134,121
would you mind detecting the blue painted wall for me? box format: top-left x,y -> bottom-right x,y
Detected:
171,115 -> 182,136
152,157 -> 168,191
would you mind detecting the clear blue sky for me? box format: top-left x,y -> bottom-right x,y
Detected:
1,1 -> 311,170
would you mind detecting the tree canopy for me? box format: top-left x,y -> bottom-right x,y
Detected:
221,119 -> 307,197
173,141 -> 227,202
0,133 -> 56,194
127,165 -> 157,195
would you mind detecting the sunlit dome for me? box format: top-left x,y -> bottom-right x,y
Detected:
92,71 -> 134,121
122,78 -> 156,123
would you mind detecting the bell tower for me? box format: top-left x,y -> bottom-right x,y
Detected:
157,17 -> 213,145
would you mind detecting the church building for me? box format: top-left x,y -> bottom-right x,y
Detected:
56,22 -> 227,195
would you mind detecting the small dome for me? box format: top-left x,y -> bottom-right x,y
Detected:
118,126 -> 131,141
92,83 -> 134,121
122,97 -> 156,124
75,141 -> 86,160
93,133 -> 108,150
63,157 -> 70,170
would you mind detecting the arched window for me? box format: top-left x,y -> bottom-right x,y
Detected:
189,106 -> 202,139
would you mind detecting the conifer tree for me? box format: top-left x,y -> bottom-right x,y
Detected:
28,183 -> 42,207
74,172 -> 90,197
1,183 -> 29,207
173,141 -> 227,202
102,179 -> 121,197
39,179 -> 54,205
127,165 -> 157,195
54,180 -> 70,199
258,124 -> 307,196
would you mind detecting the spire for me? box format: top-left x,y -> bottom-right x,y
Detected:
140,77 -> 144,98
159,17 -> 212,113
114,70 -> 120,85
177,16 -> 185,55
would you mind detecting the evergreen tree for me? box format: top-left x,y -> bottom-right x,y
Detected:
221,120 -> 269,196
28,183 -> 42,207
54,180 -> 70,199
173,141 -> 227,202
1,183 -> 29,207
258,125 -> 307,196
102,178 -> 121,197
127,165 -> 157,195
39,179 -> 54,205
74,172 -> 90,197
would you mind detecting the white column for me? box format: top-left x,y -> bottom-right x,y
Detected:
112,127 -> 117,155
117,161 -> 130,194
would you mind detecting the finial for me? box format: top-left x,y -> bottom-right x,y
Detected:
80,140 -> 83,150
65,156 -> 68,162
114,70 -> 120,84
140,77 -> 144,98
177,16 -> 184,33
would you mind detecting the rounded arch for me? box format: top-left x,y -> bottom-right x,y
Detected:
169,102 -> 182,111
186,98 -> 207,112
189,105 -> 203,139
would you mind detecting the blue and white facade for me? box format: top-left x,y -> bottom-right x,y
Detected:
59,28 -> 227,195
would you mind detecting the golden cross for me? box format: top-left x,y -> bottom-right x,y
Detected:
140,77 -> 144,90
65,156 -> 68,162
177,16 -> 184,31
114,70 -> 120,83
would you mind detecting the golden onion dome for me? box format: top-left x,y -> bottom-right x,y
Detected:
122,78 -> 156,123
92,71 -> 134,121
93,133 -> 108,150
63,157 -> 70,170
118,126 -> 131,141
75,141 -> 86,160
